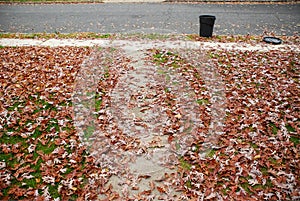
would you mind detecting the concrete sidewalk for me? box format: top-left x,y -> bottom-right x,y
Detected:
103,0 -> 164,2
103,0 -> 165,3
165,0 -> 297,2
0,38 -> 299,52
103,0 -> 296,2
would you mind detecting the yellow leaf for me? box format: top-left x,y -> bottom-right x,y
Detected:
175,114 -> 182,119
71,187 -> 77,191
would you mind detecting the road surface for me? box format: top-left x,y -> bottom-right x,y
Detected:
0,3 -> 299,35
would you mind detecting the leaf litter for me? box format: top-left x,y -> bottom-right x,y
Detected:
0,46 -> 104,200
0,40 -> 299,200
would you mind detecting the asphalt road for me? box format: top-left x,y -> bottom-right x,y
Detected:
0,3 -> 299,35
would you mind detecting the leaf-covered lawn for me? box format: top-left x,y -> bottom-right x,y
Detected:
148,48 -> 299,200
0,44 -> 299,200
0,47 -> 104,200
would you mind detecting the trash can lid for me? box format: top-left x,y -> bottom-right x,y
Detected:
199,15 -> 216,19
263,37 -> 282,45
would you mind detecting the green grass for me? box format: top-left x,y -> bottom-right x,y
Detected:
179,157 -> 192,170
95,93 -> 102,113
240,182 -> 252,194
286,124 -> 296,132
0,133 -> 26,145
153,50 -> 183,70
32,126 -> 42,138
48,183 -> 61,199
23,178 -> 38,188
196,98 -> 209,105
153,53 -> 168,64
45,119 -> 60,133
206,149 -> 216,158
260,166 -> 269,176
269,122 -> 279,135
290,136 -> 299,146
221,187 -> 230,196
185,180 -> 192,188
268,157 -> 278,165
122,33 -> 172,40
0,153 -> 18,168
83,125 -> 95,140
0,32 -> 110,39
36,141 -> 57,154
250,142 -> 259,149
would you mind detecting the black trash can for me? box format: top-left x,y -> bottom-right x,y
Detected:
199,15 -> 216,37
